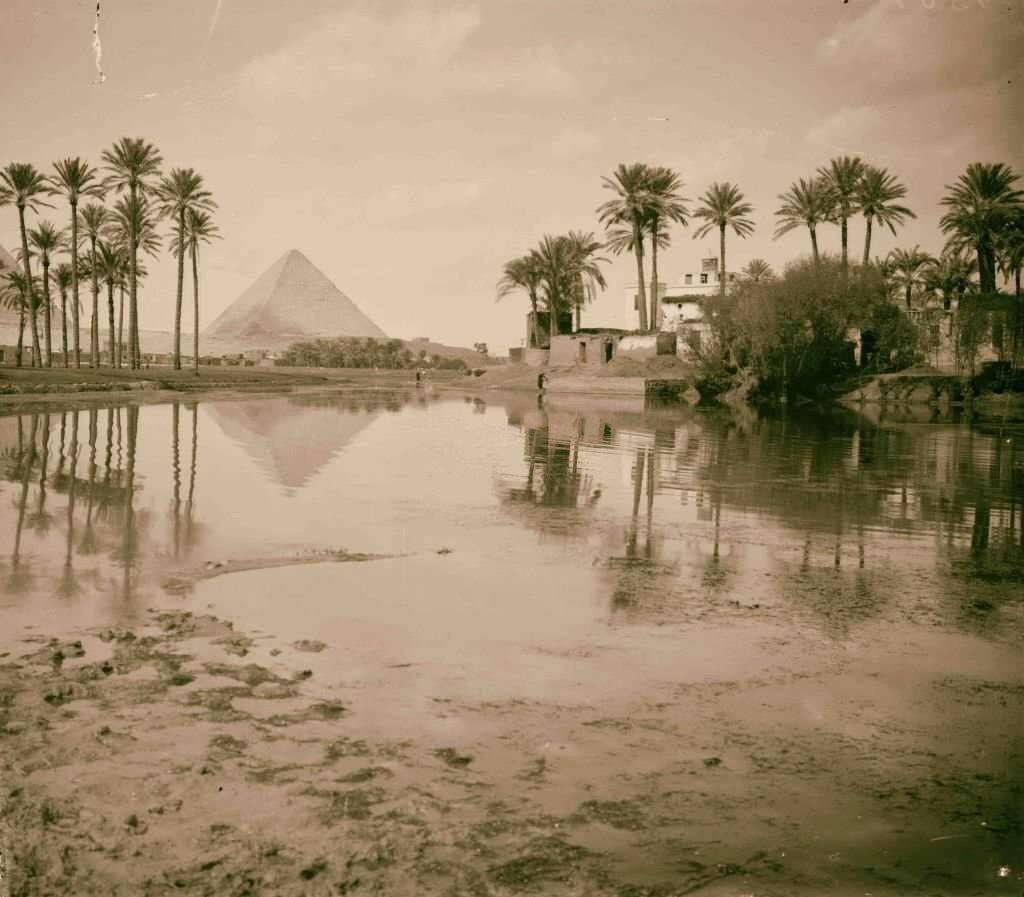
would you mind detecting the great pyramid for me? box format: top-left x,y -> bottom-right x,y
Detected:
0,244 -> 22,331
203,249 -> 386,352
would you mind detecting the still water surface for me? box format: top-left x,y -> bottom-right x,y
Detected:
2,390 -> 1022,893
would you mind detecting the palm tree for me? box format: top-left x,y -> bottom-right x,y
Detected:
597,163 -> 655,331
54,262 -> 72,367
0,163 -> 54,367
692,182 -> 755,296
77,203 -> 107,367
741,258 -> 774,283
184,208 -> 220,373
818,156 -> 866,272
51,159 -> 103,368
996,207 -> 1024,303
155,169 -> 216,369
564,230 -> 608,330
497,254 -> 544,348
101,138 -> 163,369
532,234 -> 607,342
0,271 -> 37,346
96,241 -> 124,364
924,250 -> 976,311
28,222 -> 63,367
857,165 -> 915,268
103,194 -> 161,367
774,177 -> 833,264
644,167 -> 689,330
939,162 -> 1023,294
888,246 -> 933,309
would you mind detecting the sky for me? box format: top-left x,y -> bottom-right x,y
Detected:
1,0 -> 1021,353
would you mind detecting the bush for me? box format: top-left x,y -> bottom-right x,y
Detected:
697,255 -> 911,401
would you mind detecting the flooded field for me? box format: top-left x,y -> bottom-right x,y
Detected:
1,389 -> 1022,896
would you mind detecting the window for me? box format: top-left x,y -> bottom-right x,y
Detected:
700,273 -> 708,284
685,274 -> 693,285
686,330 -> 702,352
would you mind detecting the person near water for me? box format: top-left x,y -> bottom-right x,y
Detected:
415,368 -> 422,386
537,372 -> 546,391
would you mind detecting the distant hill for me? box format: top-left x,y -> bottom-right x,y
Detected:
203,249 -> 386,352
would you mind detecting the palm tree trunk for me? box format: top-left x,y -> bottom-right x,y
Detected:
16,310 -> 25,368
633,231 -> 648,332
117,285 -> 125,368
174,210 -> 185,370
17,205 -> 38,368
192,244 -> 200,374
809,225 -> 820,266
905,283 -> 912,309
529,295 -> 541,349
129,185 -> 139,370
90,237 -> 100,367
106,280 -> 116,366
719,224 -> 727,297
42,260 -> 52,367
862,218 -> 872,269
60,286 -> 68,367
841,215 -> 849,272
70,202 -> 81,368
30,308 -> 42,370
649,231 -> 660,332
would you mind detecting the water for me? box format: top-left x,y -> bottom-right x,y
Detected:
2,389 -> 1022,895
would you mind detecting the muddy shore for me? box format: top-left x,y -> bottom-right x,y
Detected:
3,550 -> 1022,896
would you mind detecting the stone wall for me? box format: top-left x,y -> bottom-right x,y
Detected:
617,333 -> 677,359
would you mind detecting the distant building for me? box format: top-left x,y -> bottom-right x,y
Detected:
627,257 -> 738,327
626,257 -> 739,359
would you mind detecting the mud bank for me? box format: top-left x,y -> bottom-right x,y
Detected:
2,553 -> 1022,896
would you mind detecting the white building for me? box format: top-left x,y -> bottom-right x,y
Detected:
626,257 -> 739,357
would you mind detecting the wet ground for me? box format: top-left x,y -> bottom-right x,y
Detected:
1,390 -> 1022,895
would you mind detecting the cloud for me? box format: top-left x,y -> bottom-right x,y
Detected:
817,0 -> 1022,99
237,5 -> 577,107
549,129 -> 603,158
812,1 -> 1023,164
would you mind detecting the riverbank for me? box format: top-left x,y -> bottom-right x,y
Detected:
0,366 -> 466,404
459,357 -> 701,399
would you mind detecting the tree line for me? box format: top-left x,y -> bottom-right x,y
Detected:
498,158 -> 1024,340
0,138 -> 220,372
278,337 -> 468,371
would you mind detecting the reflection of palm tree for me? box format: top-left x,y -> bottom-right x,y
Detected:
57,411 -> 80,597
79,408 -> 101,556
185,403 -> 198,550
8,414 -> 38,593
608,449 -> 676,613
29,414 -> 54,536
171,403 -> 181,556
117,406 -> 140,598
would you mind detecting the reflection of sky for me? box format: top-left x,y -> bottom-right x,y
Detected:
0,395 -> 1021,635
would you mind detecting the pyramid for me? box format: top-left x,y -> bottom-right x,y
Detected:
203,249 -> 386,351
0,244 -> 22,330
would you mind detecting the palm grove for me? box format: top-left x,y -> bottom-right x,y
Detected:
498,158 -> 1024,394
0,138 -> 220,372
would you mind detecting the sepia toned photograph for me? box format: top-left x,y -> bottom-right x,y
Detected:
0,1 -> 1022,894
